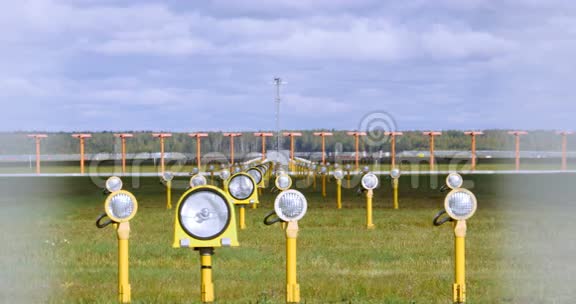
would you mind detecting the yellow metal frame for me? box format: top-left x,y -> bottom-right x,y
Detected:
172,185 -> 239,248
104,190 -> 138,223
366,189 -> 375,229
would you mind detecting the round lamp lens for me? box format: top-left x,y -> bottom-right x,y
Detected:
228,174 -> 255,200
275,174 -> 292,190
209,165 -> 214,171
320,166 -> 327,174
361,173 -> 379,190
445,189 -> 477,220
274,190 -> 308,222
192,167 -> 199,174
163,172 -> 174,182
446,173 -> 464,189
247,168 -> 263,184
105,176 -> 123,192
107,192 -> 136,221
391,168 -> 401,179
363,166 -> 370,173
220,170 -> 230,180
190,175 -> 207,187
334,169 -> 344,180
179,189 -> 230,239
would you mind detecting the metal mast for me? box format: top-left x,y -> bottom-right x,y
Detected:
274,77 -> 283,152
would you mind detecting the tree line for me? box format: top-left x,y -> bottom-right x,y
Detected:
0,130 -> 572,155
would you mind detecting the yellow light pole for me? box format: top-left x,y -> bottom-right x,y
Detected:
162,172 -> 174,209
557,131 -> 574,170
422,131 -> 442,171
361,173 -> 378,229
189,133 -> 208,171
333,169 -> 344,209
254,132 -> 274,161
223,133 -> 242,165
346,131 -> 366,171
72,134 -> 92,174
152,133 -> 172,174
27,134 -> 47,174
320,165 -> 328,198
508,131 -> 528,171
283,132 -> 302,171
96,179 -> 138,303
464,131 -> 483,171
390,168 -> 401,209
263,189 -> 307,303
433,180 -> 477,304
113,134 -> 133,174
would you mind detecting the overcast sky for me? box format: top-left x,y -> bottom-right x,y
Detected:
1,0 -> 575,132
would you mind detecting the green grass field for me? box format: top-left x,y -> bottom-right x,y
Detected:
1,174 -> 576,303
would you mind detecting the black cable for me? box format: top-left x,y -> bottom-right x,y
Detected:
96,213 -> 114,228
433,210 -> 453,226
263,210 -> 283,226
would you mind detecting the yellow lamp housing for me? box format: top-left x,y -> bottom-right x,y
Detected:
104,190 -> 138,223
247,167 -> 265,188
173,185 -> 239,248
444,188 -> 478,221
227,172 -> 259,205
275,173 -> 293,191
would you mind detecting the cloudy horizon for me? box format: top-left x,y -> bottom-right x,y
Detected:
1,0 -> 575,132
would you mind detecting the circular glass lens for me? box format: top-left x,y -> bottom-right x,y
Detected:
179,190 -> 230,239
192,167 -> 199,174
276,174 -> 292,190
247,168 -> 262,184
108,193 -> 135,220
361,173 -> 379,190
190,175 -> 207,187
363,166 -> 370,173
320,166 -> 327,174
105,176 -> 123,192
391,168 -> 401,179
228,175 -> 255,200
447,190 -> 476,219
275,190 -> 307,221
220,170 -> 230,180
447,173 -> 463,189
334,169 -> 344,180
163,172 -> 174,181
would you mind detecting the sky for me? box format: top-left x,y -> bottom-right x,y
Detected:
1,0 -> 576,132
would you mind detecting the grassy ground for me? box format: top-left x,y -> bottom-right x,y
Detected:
1,174 -> 575,303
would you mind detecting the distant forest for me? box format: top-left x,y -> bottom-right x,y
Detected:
0,130 -> 573,155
